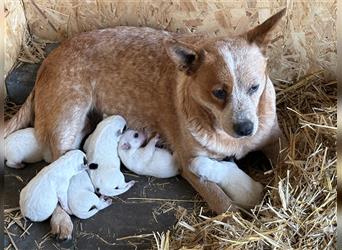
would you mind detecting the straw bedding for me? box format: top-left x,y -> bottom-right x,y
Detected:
153,71 -> 337,249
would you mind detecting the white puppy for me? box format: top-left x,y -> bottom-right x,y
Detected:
5,127 -> 52,168
68,171 -> 112,219
83,115 -> 135,196
20,150 -> 87,222
189,156 -> 264,209
118,130 -> 179,178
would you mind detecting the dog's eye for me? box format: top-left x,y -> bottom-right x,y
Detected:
212,89 -> 227,100
134,133 -> 139,138
248,85 -> 259,94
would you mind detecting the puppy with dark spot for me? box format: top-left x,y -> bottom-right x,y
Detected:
67,170 -> 112,219
118,130 -> 179,178
83,115 -> 135,196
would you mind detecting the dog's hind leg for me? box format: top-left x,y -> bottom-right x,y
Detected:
35,95 -> 92,240
35,98 -> 92,161
50,205 -> 73,241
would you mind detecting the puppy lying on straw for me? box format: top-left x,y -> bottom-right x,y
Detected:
118,129 -> 179,178
20,150 -> 87,222
83,115 -> 135,196
190,156 -> 264,209
68,171 -> 112,219
5,127 -> 52,168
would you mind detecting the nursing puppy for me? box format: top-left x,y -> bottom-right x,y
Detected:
68,171 -> 112,219
118,130 -> 179,178
83,115 -> 135,196
5,10 -> 286,239
190,156 -> 264,209
5,127 -> 52,168
20,150 -> 87,222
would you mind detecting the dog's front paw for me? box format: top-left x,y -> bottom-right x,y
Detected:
189,158 -> 208,177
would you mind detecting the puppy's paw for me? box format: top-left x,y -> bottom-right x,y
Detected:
126,180 -> 136,189
104,198 -> 112,206
50,206 -> 73,241
150,135 -> 160,144
6,162 -> 25,169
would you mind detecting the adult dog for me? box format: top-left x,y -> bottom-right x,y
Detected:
5,9 -> 286,239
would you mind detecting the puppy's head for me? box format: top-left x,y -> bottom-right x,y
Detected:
88,164 -> 129,196
110,115 -> 127,137
119,130 -> 147,152
100,115 -> 127,139
62,150 -> 88,174
165,9 -> 285,138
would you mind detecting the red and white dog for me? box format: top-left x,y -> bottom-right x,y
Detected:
5,9 -> 286,239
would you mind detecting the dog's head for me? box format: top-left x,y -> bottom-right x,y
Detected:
165,9 -> 285,138
119,129 -> 147,152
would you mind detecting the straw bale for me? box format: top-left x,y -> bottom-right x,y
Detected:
4,0 -> 27,78
21,0 -> 336,81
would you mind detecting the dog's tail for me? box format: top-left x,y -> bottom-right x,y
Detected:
4,89 -> 35,138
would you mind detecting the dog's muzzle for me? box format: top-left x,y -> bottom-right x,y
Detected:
233,120 -> 254,137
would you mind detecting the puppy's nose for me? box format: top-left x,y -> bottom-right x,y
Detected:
233,120 -> 254,136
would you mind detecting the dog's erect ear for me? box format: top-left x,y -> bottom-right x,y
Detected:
89,163 -> 98,170
164,39 -> 204,75
121,142 -> 131,151
243,8 -> 286,48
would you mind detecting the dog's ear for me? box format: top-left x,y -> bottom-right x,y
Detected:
121,142 -> 131,150
164,39 -> 204,75
243,8 -> 286,49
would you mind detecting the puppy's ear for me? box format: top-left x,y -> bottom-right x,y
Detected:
83,157 -> 88,165
121,142 -> 131,150
164,39 -> 204,75
242,8 -> 286,50
89,163 -> 98,170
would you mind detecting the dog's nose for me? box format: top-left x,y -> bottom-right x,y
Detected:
233,120 -> 254,136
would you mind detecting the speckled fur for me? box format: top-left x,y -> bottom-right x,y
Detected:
5,9 -> 286,238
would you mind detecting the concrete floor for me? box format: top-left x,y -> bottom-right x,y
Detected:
4,161 -> 198,249
4,43 -> 271,249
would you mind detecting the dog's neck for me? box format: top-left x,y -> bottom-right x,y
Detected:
175,75 -> 277,160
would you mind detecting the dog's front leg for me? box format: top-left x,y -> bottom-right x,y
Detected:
190,157 -> 264,209
180,165 -> 238,214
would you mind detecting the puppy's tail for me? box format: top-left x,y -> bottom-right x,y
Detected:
4,89 -> 35,138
